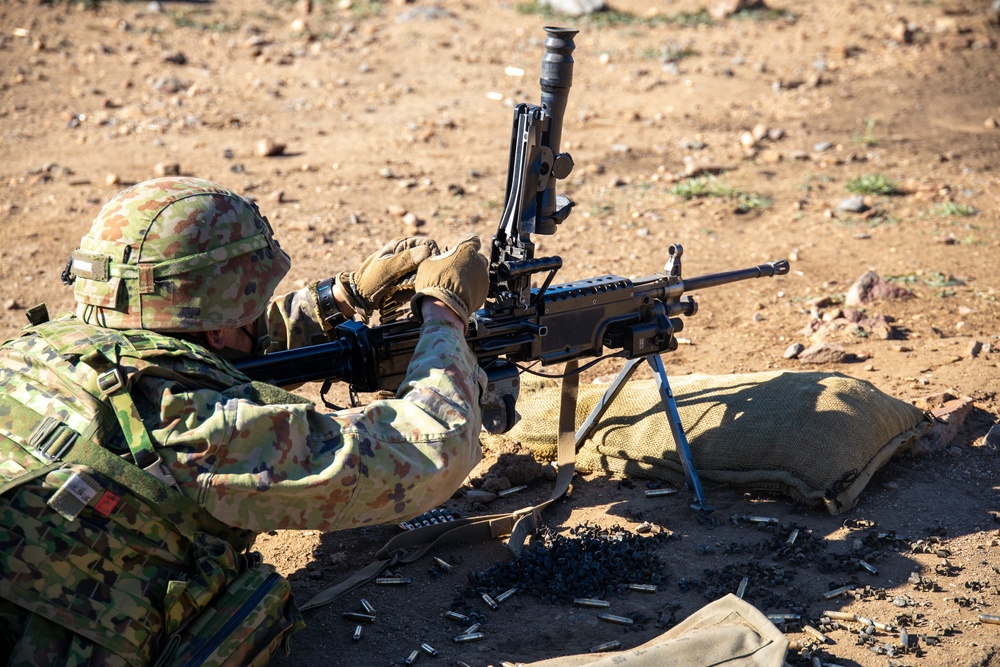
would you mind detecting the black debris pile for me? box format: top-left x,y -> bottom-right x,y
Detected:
465,522 -> 671,604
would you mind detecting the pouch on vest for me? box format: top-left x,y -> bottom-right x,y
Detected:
154,557 -> 304,667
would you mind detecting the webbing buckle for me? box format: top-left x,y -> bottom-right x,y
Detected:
28,417 -> 79,462
96,368 -> 125,395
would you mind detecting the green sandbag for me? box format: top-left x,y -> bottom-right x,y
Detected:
484,370 -> 930,514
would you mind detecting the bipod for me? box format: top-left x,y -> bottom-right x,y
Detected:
574,353 -> 715,512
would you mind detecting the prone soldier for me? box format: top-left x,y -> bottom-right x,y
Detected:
0,176 -> 489,666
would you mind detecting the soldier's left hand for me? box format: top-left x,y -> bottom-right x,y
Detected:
336,236 -> 440,321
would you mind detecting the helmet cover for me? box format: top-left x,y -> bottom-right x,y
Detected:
70,177 -> 291,332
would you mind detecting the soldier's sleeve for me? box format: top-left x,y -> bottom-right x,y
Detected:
265,285 -> 330,351
155,321 -> 486,533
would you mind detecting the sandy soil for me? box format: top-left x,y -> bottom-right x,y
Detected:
1,0 -> 999,665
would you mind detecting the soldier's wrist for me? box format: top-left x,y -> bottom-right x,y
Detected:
315,278 -> 353,330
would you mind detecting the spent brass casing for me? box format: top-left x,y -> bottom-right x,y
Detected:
343,612 -> 376,623
627,583 -> 657,593
420,643 -> 438,657
481,593 -> 499,610
746,516 -> 779,524
786,528 -> 800,546
405,650 -> 419,665
898,627 -> 909,649
352,625 -> 363,642
453,632 -> 485,643
859,560 -> 879,575
598,614 -> 634,626
463,623 -> 481,635
589,640 -> 621,653
497,485 -> 528,497
375,577 -> 411,585
574,598 -> 610,608
359,598 -> 376,615
822,611 -> 857,621
822,585 -> 854,599
433,557 -> 453,572
443,611 -> 470,623
767,614 -> 801,622
979,614 -> 1000,625
644,488 -> 678,497
803,625 -> 830,643
496,587 -> 519,603
736,577 -> 749,599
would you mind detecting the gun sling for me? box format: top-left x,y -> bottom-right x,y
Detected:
298,361 -> 580,612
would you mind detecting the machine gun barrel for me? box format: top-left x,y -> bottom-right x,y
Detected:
665,259 -> 790,296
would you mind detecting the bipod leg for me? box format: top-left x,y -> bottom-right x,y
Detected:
647,354 -> 714,512
574,358 -> 642,449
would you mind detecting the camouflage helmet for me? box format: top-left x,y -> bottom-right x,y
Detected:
67,177 -> 291,332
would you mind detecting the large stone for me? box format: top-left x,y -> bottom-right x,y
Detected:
844,271 -> 915,307
798,343 -> 848,364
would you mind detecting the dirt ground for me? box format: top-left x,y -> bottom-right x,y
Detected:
2,0 -> 999,665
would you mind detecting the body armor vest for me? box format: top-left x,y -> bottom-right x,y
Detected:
0,316 -> 261,666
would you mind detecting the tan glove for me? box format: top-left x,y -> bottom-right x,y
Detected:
335,236 -> 440,322
410,234 -> 489,329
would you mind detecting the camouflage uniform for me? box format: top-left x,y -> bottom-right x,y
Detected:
0,178 -> 486,665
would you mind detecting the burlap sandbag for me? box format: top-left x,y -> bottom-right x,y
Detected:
484,370 -> 930,514
519,594 -> 789,667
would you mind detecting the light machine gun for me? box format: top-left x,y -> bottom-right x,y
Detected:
236,27 -> 788,510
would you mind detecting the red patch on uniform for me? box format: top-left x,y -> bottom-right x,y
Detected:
93,491 -> 121,516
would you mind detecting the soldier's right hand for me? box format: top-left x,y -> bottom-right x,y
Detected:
336,236 -> 440,321
410,234 -> 489,330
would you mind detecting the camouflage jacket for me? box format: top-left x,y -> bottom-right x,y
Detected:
1,285 -> 486,533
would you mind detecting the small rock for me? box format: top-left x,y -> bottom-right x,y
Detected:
480,476 -> 511,494
379,167 -> 395,179
4,299 -> 19,310
679,138 -> 707,150
255,138 -> 286,157
684,162 -> 727,177
844,271 -> 915,307
759,149 -> 782,164
466,489 -> 497,504
635,522 -> 652,534
813,141 -> 833,152
964,340 -> 983,358
610,143 -> 631,154
267,190 -> 284,203
798,343 -> 848,364
889,20 -> 914,44
154,162 -> 181,177
740,131 -> 757,149
162,51 -> 187,65
710,0 -> 765,20
984,424 -> 1000,448
540,0 -> 606,17
106,173 -> 120,186
783,343 -> 804,359
767,127 -> 785,141
836,196 -> 868,213
146,1 -> 163,13
947,446 -> 963,458
985,117 -> 999,130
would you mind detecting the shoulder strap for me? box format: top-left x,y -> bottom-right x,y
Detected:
298,361 -> 580,611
